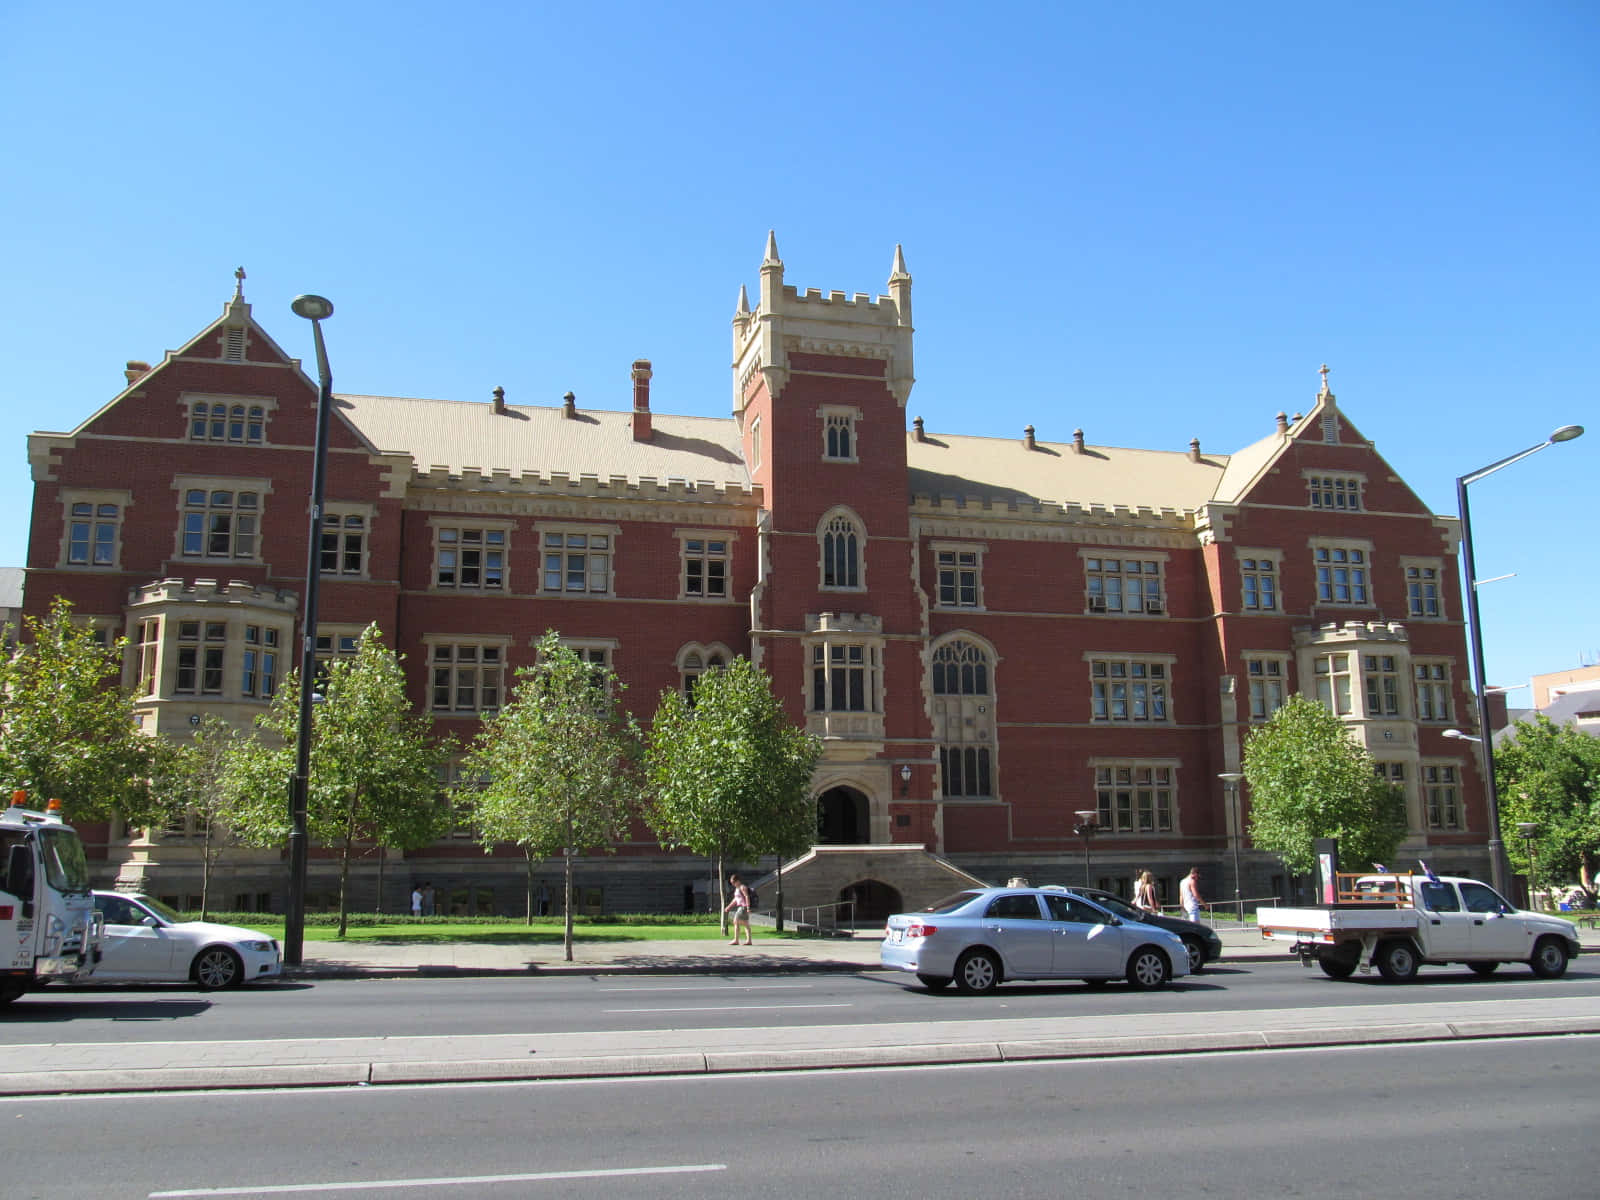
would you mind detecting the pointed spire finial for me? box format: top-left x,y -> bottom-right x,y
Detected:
233,266 -> 246,300
763,230 -> 781,266
1318,363 -> 1330,393
736,284 -> 751,315
890,243 -> 909,280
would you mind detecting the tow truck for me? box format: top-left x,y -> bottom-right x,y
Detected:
0,790 -> 103,1005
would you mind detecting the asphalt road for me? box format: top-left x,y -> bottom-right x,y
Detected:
7,958 -> 1599,1044
5,1035 -> 1595,1199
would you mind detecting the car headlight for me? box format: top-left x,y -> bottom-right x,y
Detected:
241,940 -> 274,952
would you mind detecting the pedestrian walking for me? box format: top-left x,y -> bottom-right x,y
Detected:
723,873 -> 754,945
410,885 -> 423,918
421,882 -> 435,917
1179,867 -> 1204,923
1134,870 -> 1160,914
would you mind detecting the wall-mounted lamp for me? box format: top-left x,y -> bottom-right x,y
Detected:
899,764 -> 912,796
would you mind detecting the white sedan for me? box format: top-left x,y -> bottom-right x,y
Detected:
91,891 -> 281,989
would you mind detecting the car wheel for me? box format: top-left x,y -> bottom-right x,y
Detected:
1375,939 -> 1420,982
917,974 -> 952,991
1468,961 -> 1499,977
953,949 -> 1001,994
193,946 -> 244,990
1181,935 -> 1207,974
1529,937 -> 1569,979
1125,947 -> 1171,989
1318,953 -> 1358,980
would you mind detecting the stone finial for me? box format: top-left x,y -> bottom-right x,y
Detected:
1188,437 -> 1201,462
1072,428 -> 1085,454
492,386 -> 506,414
762,229 -> 781,266
736,284 -> 751,316
233,266 -> 246,300
562,391 -> 577,419
912,415 -> 925,442
1024,424 -> 1036,450
1319,363 -> 1330,394
889,243 -> 909,281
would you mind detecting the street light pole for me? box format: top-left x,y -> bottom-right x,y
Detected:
1455,424 -> 1583,895
1072,810 -> 1098,887
1219,773 -> 1245,924
285,293 -> 336,967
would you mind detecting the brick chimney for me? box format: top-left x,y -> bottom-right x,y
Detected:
631,359 -> 653,441
124,360 -> 151,387
563,391 -> 577,419
492,386 -> 506,415
1276,411 -> 1289,435
1072,428 -> 1085,454
912,415 -> 925,442
1188,437 -> 1201,462
1024,424 -> 1036,450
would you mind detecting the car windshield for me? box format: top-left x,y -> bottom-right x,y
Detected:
38,829 -> 91,894
135,896 -> 184,923
1081,891 -> 1140,920
920,890 -> 984,914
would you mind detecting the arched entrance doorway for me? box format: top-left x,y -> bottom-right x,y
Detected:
840,879 -> 902,923
816,786 -> 869,844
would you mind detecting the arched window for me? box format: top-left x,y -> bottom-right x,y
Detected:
679,645 -> 730,700
930,638 -> 996,799
821,512 -> 861,589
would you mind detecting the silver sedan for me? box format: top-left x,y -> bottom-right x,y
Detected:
91,892 -> 281,989
881,887 -> 1191,993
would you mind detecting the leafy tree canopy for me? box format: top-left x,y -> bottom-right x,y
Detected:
1242,694 -> 1408,875
1495,714 -> 1600,890
0,597 -> 158,823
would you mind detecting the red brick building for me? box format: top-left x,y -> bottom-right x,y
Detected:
23,241 -> 1491,916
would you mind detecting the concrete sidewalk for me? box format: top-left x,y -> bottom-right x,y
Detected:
3,927 -> 1594,1096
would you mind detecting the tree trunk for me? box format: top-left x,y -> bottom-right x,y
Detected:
375,846 -> 386,915
775,853 -> 784,933
525,848 -> 536,925
716,850 -> 726,935
337,828 -> 353,939
563,848 -> 574,962
200,823 -> 213,921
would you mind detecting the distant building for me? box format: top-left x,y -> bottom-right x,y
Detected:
0,566 -> 21,652
23,240 -> 1492,916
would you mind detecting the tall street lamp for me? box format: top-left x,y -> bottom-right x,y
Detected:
285,293 -> 336,967
1517,822 -> 1540,910
1218,773 -> 1245,923
1455,424 -> 1583,894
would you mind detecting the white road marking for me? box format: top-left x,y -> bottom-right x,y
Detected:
149,1162 -> 726,1197
596,983 -> 815,992
603,1002 -> 853,1014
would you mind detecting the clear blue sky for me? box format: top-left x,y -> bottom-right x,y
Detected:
3,2 -> 1594,694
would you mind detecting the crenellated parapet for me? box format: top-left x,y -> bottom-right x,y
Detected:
127,577 -> 301,613
1294,619 -> 1411,648
409,465 -> 759,503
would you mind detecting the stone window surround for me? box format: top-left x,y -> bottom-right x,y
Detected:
1400,556 -> 1446,621
1420,759 -> 1465,831
1083,649 -> 1177,724
1089,757 -> 1181,835
321,501 -> 376,579
1079,549 -> 1169,617
180,392 -> 279,443
172,474 -> 273,563
428,516 -> 514,592
818,506 -> 867,593
817,403 -> 863,463
1309,536 -> 1376,607
535,519 -> 621,597
1241,651 -> 1289,721
1236,547 -> 1282,612
57,488 -> 133,569
931,540 -> 986,611
1303,468 -> 1367,510
673,528 -> 737,602
1413,657 -> 1454,723
423,633 -> 512,714
677,641 -> 734,694
122,608 -> 292,704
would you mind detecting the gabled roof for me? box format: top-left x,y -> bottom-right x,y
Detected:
336,394 -> 753,488
906,431 -> 1228,513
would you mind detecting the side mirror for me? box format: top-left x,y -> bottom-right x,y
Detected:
141,916 -> 160,928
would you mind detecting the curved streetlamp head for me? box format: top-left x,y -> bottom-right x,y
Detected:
1442,728 -> 1482,743
1550,424 -> 1584,444
1217,772 -> 1244,783
291,294 -> 335,321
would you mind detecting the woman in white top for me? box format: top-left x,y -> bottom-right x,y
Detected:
723,874 -> 754,946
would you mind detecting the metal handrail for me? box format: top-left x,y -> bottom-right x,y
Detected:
778,899 -> 856,937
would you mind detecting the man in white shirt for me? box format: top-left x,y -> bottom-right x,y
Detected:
1179,868 -> 1204,923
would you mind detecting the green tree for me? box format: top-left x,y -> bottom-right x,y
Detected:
645,657 -> 821,926
1495,715 -> 1600,894
0,597 -> 158,823
1243,694 -> 1408,875
151,715 -> 252,919
230,625 -> 449,936
459,632 -> 642,958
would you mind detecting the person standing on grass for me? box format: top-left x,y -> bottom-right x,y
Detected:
411,885 -> 423,918
1179,867 -> 1204,923
723,873 -> 754,946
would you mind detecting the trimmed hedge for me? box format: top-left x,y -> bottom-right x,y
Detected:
174,911 -> 724,928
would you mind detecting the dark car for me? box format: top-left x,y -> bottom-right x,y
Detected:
1052,885 -> 1222,973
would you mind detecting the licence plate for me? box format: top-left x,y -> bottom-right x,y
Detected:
889,928 -> 904,943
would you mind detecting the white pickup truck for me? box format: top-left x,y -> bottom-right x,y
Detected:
1258,873 -> 1582,982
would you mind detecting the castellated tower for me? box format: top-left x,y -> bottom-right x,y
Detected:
730,233 -> 927,849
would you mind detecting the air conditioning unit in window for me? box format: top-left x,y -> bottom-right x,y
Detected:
1145,599 -> 1165,614
1088,598 -> 1107,613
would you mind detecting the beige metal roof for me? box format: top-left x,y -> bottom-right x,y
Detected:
336,394 -> 752,487
907,431 -> 1230,513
